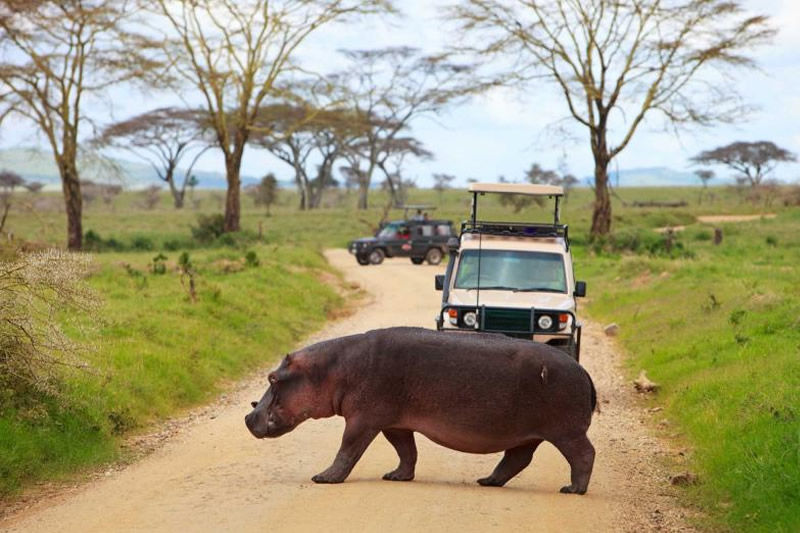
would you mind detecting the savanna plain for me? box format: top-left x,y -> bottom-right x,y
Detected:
1,185 -> 798,532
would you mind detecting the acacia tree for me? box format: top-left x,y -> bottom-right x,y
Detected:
694,168 -> 714,204
151,0 -> 395,231
498,163 -> 574,212
370,135 -> 432,206
0,169 -> 23,228
450,0 -> 775,237
432,172 -> 455,202
24,181 -> 44,194
691,141 -> 796,188
253,104 -> 364,209
95,107 -> 211,208
337,47 -> 474,209
248,173 -> 279,216
0,0 -> 159,249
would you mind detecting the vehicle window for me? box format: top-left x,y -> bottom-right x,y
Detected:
453,250 -> 567,292
420,225 -> 434,237
436,225 -> 452,236
377,223 -> 409,239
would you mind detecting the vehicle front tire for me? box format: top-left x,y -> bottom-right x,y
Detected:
369,248 -> 385,265
356,256 -> 370,266
410,257 -> 425,265
425,248 -> 443,265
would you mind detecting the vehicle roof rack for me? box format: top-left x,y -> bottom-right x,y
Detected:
461,220 -> 570,251
398,204 -> 437,210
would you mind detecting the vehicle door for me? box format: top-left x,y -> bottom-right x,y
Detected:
385,222 -> 411,256
411,222 -> 434,256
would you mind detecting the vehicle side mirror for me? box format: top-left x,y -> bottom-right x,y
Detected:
574,281 -> 587,298
447,237 -> 460,253
435,275 -> 445,291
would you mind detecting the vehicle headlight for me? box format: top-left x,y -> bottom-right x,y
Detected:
463,311 -> 477,327
537,315 -> 553,330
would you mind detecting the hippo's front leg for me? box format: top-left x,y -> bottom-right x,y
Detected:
312,418 -> 379,484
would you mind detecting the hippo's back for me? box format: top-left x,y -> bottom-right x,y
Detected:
343,327 -> 595,448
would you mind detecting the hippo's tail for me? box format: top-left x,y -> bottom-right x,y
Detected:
585,368 -> 599,415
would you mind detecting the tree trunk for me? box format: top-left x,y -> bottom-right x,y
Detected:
165,166 -> 184,209
294,169 -> 309,211
224,156 -> 241,232
60,160 -> 83,250
590,165 -> 611,237
357,161 -> 376,210
590,137 -> 612,237
357,183 -> 368,209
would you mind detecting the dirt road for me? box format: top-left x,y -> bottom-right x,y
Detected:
4,250 -> 692,532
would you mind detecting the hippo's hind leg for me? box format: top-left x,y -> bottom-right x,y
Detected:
478,440 -> 542,487
553,433 -> 595,495
382,429 -> 417,481
312,418 -> 379,484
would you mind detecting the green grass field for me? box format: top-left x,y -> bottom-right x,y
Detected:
1,235 -> 343,495
3,184 -> 799,531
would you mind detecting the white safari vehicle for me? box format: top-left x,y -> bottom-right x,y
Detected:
434,183 -> 586,360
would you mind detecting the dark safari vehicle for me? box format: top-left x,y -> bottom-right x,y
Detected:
348,206 -> 456,266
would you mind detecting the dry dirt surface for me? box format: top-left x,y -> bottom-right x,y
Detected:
3,250 -> 695,533
696,214 -> 776,223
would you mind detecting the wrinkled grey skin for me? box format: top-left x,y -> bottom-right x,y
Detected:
245,327 -> 597,493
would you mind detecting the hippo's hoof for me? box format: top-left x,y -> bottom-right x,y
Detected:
312,474 -> 344,484
477,476 -> 505,487
559,484 -> 587,495
382,470 -> 414,482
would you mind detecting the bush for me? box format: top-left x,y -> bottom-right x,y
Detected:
151,253 -> 168,275
0,250 -> 99,403
163,239 -> 182,251
693,229 -> 713,242
245,250 -> 260,267
83,231 -> 127,252
131,236 -> 154,251
84,230 -> 104,251
590,228 -> 694,259
191,214 -> 226,243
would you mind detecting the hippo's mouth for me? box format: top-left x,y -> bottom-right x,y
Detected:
245,412 -> 300,439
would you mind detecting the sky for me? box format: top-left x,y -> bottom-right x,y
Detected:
2,0 -> 799,187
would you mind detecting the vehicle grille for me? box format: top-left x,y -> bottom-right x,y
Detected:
482,308 -> 532,333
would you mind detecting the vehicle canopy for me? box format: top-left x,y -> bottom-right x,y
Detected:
462,182 -> 569,250
398,204 -> 437,221
467,183 -> 564,226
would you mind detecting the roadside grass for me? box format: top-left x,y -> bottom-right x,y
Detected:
0,243 -> 342,495
583,211 -> 800,532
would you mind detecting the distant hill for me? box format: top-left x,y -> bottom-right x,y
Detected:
0,148 -> 282,190
1,148 -> 737,190
593,166 -> 734,187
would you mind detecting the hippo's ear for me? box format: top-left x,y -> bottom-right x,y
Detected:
250,401 -> 258,408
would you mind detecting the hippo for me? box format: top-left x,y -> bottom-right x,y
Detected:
245,327 -> 597,493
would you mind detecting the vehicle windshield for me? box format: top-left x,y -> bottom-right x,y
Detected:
376,222 -> 409,239
453,250 -> 567,293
